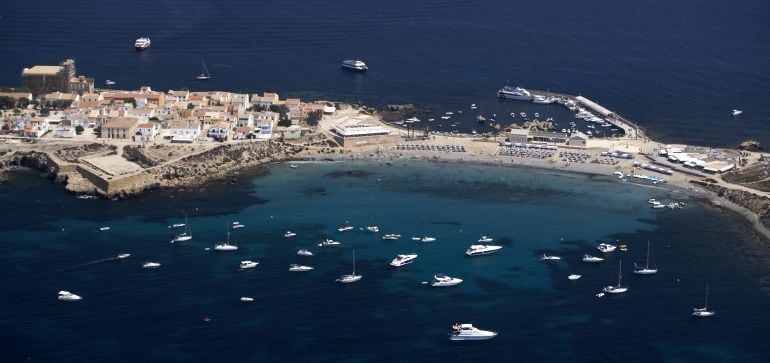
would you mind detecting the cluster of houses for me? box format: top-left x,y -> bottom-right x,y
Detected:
0,86 -> 335,142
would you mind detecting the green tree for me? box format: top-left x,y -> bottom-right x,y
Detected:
305,110 -> 323,126
187,103 -> 195,110
0,96 -> 14,109
75,125 -> 84,134
277,118 -> 293,127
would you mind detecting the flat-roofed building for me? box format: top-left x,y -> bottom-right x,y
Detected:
331,124 -> 393,147
509,129 -> 529,144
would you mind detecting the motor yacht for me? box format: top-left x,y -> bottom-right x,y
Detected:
420,236 -> 436,243
597,243 -> 617,253
240,297 -> 254,302
382,234 -> 401,240
134,37 -> 151,50
465,244 -> 503,256
341,59 -> 368,71
582,254 -> 604,263
732,109 -> 743,116
284,231 -> 297,238
389,253 -> 418,267
142,262 -> 161,269
431,274 -> 463,287
449,323 -> 498,341
497,85 -> 533,101
232,222 -> 245,229
567,274 -> 582,280
289,264 -> 314,272
318,239 -> 341,248
540,254 -> 561,261
338,225 -> 354,232
99,226 -> 110,231
240,260 -> 259,269
58,290 -> 82,301
478,236 -> 493,243
105,80 -> 116,86
172,233 -> 192,243
296,249 -> 313,257
116,253 -> 131,259
366,226 -> 380,233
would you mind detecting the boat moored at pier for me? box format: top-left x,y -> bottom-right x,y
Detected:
497,85 -> 533,100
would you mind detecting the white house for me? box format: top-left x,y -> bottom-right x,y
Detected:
256,119 -> 275,140
135,123 -> 159,141
207,121 -> 230,141
236,114 -> 254,128
167,120 -> 201,142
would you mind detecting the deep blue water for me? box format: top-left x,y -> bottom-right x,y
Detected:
2,0 -> 770,147
2,162 -> 770,361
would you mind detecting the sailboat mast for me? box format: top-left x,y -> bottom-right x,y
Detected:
352,249 -> 356,275
646,241 -> 651,269
705,284 -> 709,309
618,260 -> 622,286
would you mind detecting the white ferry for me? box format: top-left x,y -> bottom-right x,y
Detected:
449,323 -> 498,341
134,37 -> 151,50
341,59 -> 368,71
389,253 -> 418,267
497,85 -> 533,101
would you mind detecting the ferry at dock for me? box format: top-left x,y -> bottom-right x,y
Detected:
497,85 -> 533,101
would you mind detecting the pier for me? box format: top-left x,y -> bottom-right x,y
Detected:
528,89 -> 645,140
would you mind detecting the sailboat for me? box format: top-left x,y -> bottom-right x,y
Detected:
603,260 -> 628,294
634,241 -> 658,275
336,249 -> 362,283
692,285 -> 715,317
214,224 -> 238,251
171,214 -> 192,242
196,61 -> 211,81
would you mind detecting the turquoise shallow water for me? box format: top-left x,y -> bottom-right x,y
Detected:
1,161 -> 770,361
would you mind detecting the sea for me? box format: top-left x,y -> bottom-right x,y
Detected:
2,161 -> 770,361
1,0 -> 770,147
2,0 -> 770,361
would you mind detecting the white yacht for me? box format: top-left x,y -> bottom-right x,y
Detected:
336,250 -> 362,283
478,236 -> 493,243
497,85 -> 533,101
289,264 -> 314,272
692,285 -> 715,317
169,223 -> 186,228
540,254 -> 561,261
338,225 -> 354,232
732,109 -> 743,116
240,260 -> 259,269
405,117 -> 421,123
389,253 -> 418,267
449,323 -> 498,341
196,61 -> 211,81
214,230 -> 238,251
240,297 -> 254,302
284,231 -> 297,238
116,253 -> 131,259
633,241 -> 658,275
290,164 -> 298,169
342,59 -> 368,71
431,274 -> 463,287
465,244 -> 503,256
232,221 -> 245,229
318,239 -> 341,248
603,260 -> 628,294
597,243 -> 617,253
420,236 -> 436,243
297,249 -> 314,256
99,226 -> 110,231
58,290 -> 82,301
142,261 -> 161,269
440,115 -> 451,120
366,226 -> 380,233
582,254 -> 604,263
134,37 -> 151,50
567,274 -> 582,280
172,214 -> 192,242
382,234 -> 401,240
105,80 -> 116,86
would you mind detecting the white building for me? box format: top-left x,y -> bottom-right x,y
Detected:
167,120 -> 201,142
135,123 -> 159,141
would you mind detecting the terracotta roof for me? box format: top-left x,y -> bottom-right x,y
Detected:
102,118 -> 138,129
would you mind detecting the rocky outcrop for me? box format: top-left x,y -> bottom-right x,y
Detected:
0,150 -> 59,175
739,140 -> 763,151
721,162 -> 770,193
122,145 -> 157,168
523,120 -> 556,132
692,180 -> 770,228
55,143 -> 108,162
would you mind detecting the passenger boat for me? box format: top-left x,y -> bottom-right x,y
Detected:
465,244 -> 502,256
134,37 -> 151,50
341,59 -> 368,71
497,85 -> 533,101
602,260 -> 628,294
449,323 -> 497,341
431,273 -> 463,287
389,253 -> 418,267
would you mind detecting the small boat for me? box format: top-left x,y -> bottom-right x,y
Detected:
116,253 -> 131,259
341,59 -> 368,71
602,260 -> 628,294
406,117 -> 421,123
76,195 -> 98,200
732,109 -> 743,116
445,111 -> 454,115
420,236 -> 436,243
99,226 -> 110,231
692,284 -> 715,317
382,234 -> 401,240
597,243 -> 617,253
634,241 -> 658,275
431,273 -> 463,287
240,260 -> 259,269
534,112 -> 540,118
196,61 -> 211,80
582,254 -> 604,263
449,323 -> 498,341
336,250 -> 362,283
134,37 -> 151,50
172,214 -> 192,242
465,244 -> 503,256
389,253 -> 418,267
297,249 -> 314,256
142,262 -> 161,269
240,297 -> 254,302
318,238 -> 341,248
366,226 -> 380,233
284,231 -> 297,238
289,164 -> 298,169
596,292 -> 605,298
478,236 -> 493,243
57,290 -> 82,301
470,104 -> 477,110
214,229 -> 238,251
567,274 -> 582,280
476,115 -> 486,123
289,264 -> 314,272
338,225 -> 354,232
169,223 -> 186,228
652,204 -> 666,209
105,80 -> 116,86
232,222 -> 245,229
540,254 -> 561,261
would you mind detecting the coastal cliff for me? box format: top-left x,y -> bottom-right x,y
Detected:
692,180 -> 770,231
